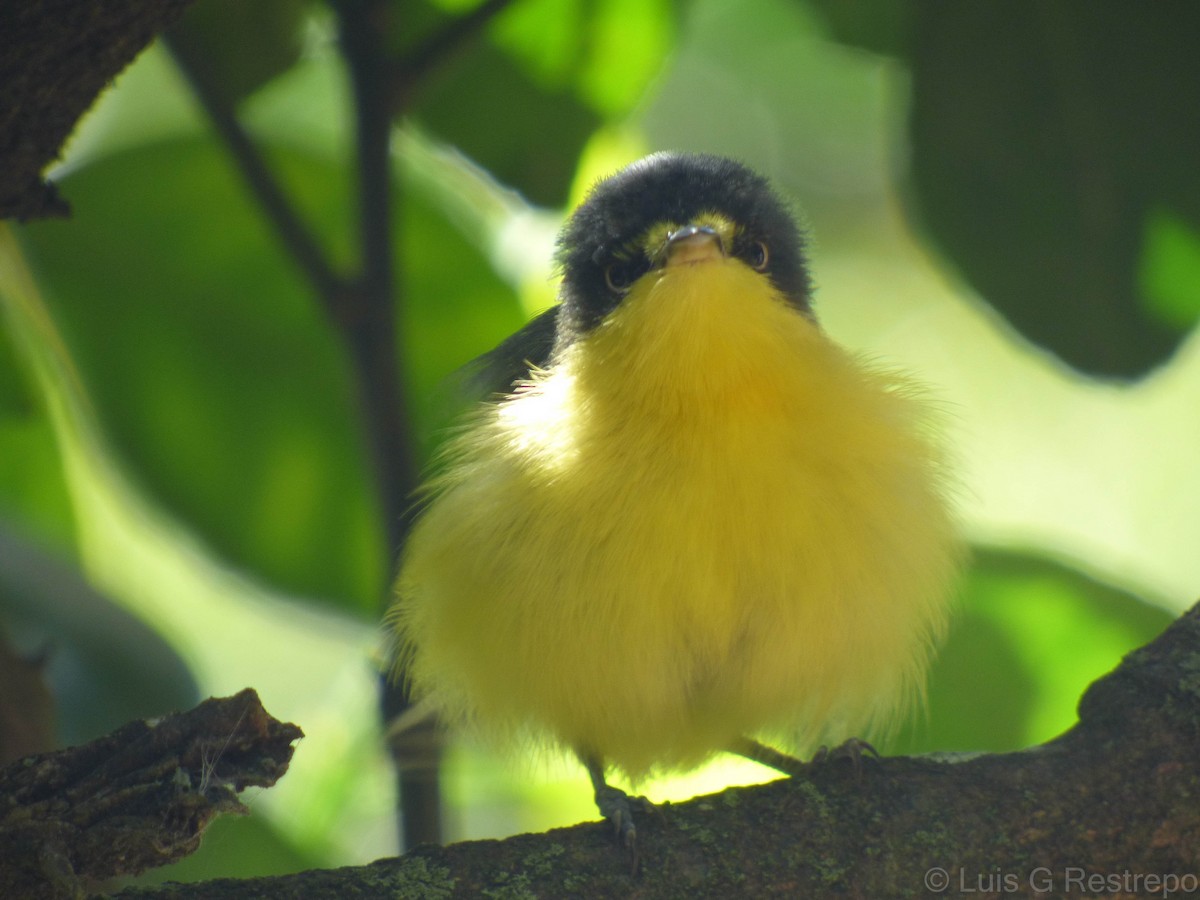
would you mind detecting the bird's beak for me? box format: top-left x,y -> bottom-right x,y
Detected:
659,225 -> 726,268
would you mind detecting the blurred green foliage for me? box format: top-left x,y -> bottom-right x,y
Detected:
904,2 -> 1200,377
166,0 -> 311,104
21,138 -> 383,612
811,0 -> 1200,377
895,550 -> 1173,756
1,0 -> 1197,883
0,336 -> 76,553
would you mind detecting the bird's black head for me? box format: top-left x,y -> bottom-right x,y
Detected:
553,153 -> 813,348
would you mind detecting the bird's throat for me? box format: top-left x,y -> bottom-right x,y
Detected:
570,260 -> 818,417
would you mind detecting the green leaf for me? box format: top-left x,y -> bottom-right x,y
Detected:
130,814 -> 318,884
0,230 -> 78,553
15,45 -> 527,615
492,0 -> 674,117
411,0 -> 673,206
0,304 -> 33,417
0,420 -> 74,555
805,0 -> 911,59
166,0 -> 311,106
1139,208 -> 1200,333
908,2 -> 1200,377
19,137 -> 384,613
893,549 -> 1173,755
400,188 -> 530,446
412,41 -> 599,207
0,526 -> 199,746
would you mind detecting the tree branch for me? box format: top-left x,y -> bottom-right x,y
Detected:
392,0 -> 518,106
162,33 -> 349,309
0,690 -> 302,900
332,0 -> 438,850
164,0 -> 525,856
0,0 -> 197,220
0,0 -> 521,863
333,0 -> 419,557
102,601 -> 1200,898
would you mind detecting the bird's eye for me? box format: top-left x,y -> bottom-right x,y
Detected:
748,241 -> 769,271
604,261 -> 636,294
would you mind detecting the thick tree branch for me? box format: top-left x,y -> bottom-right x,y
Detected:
0,690 -> 302,900
0,0 -> 196,221
102,602 -> 1200,898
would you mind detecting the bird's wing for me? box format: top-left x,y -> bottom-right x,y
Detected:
457,305 -> 561,401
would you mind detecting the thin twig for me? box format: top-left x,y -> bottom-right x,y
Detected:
351,0 -> 521,850
170,0 -> 513,854
333,0 -> 439,849
169,1 -> 436,846
394,0 -> 518,105
163,33 -> 348,307
333,0 -> 418,561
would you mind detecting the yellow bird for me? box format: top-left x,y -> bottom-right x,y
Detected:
390,152 -> 960,856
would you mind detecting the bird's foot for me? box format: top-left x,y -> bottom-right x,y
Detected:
593,783 -> 654,874
595,783 -> 637,851
730,735 -> 879,780
729,736 -> 806,776
582,753 -> 658,873
810,737 -> 879,779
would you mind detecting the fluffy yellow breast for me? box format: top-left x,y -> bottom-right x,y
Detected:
394,257 -> 960,779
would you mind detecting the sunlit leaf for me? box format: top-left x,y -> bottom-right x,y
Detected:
0,230 -> 77,552
1139,209 -> 1200,333
576,0 -> 672,117
131,814 -> 319,885
893,550 -> 1173,755
492,0 -> 673,117
489,0 -> 583,87
412,0 -> 673,206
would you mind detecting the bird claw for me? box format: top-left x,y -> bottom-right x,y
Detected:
594,784 -> 653,874
811,737 -> 879,780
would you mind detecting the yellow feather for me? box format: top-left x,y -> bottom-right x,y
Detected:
393,254 -> 959,780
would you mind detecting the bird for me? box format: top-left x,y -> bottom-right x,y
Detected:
389,151 -> 960,863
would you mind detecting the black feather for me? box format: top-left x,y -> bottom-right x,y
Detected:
460,154 -> 812,399
554,153 -> 813,343
457,305 -> 560,399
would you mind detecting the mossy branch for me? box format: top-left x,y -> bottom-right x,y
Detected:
0,690 -> 302,900
93,602 -> 1200,899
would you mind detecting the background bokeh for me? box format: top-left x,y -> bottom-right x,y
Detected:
1,0 -> 1197,884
